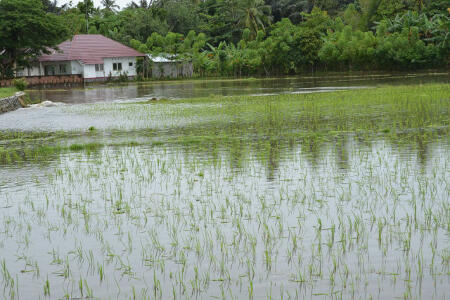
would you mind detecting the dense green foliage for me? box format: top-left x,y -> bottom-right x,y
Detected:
1,0 -> 448,78
0,0 -> 68,79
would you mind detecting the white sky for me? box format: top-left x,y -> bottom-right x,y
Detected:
60,0 -> 131,10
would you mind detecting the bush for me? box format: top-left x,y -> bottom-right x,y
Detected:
12,78 -> 28,91
106,72 -> 113,83
135,74 -> 143,82
118,72 -> 129,82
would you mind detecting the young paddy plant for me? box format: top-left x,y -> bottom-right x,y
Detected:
0,83 -> 448,299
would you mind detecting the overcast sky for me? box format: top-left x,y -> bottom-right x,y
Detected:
60,0 -> 131,10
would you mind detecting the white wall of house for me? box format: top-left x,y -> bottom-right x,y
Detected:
30,65 -> 41,76
15,57 -> 138,79
16,64 -> 40,77
41,62 -> 71,76
71,61 -> 83,75
104,57 -> 137,77
17,61 -> 76,77
83,64 -> 97,79
95,67 -> 105,78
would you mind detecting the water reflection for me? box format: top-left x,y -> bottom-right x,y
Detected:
1,131 -> 444,186
28,72 -> 449,104
334,136 -> 350,171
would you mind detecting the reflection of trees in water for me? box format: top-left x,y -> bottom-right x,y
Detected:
300,134 -> 323,168
334,136 -> 349,171
228,139 -> 247,171
174,131 -> 442,180
1,129 -> 445,185
265,139 -> 280,182
416,131 -> 430,171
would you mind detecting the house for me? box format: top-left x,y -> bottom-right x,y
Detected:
147,54 -> 193,79
16,34 -> 145,82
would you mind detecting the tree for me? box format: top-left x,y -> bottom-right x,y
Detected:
127,0 -> 151,9
77,0 -> 95,16
0,0 -> 68,78
342,3 -> 363,30
101,0 -> 120,13
319,26 -> 378,70
77,0 -> 96,32
375,0 -> 416,20
109,7 -> 168,43
265,0 -> 309,23
159,0 -> 204,35
59,7 -> 88,35
357,0 -> 383,30
236,0 -> 272,35
423,0 -> 449,15
197,0 -> 242,44
41,0 -> 68,14
262,18 -> 298,74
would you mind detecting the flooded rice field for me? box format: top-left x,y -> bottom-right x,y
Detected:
0,79 -> 449,299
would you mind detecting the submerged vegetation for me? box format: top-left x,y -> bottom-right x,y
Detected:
0,84 -> 449,298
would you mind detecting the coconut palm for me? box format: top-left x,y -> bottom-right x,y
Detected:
235,0 -> 272,35
127,0 -> 152,9
101,0 -> 119,12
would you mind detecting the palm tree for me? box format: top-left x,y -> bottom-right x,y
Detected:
127,0 -> 153,9
101,0 -> 119,12
236,0 -> 272,36
41,0 -> 68,14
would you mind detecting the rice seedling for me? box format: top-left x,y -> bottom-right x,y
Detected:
0,83 -> 448,299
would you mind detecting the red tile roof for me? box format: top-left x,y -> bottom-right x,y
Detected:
39,34 -> 145,64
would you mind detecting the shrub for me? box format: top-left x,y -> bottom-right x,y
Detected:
118,72 -> 129,82
12,78 -> 28,91
107,72 -> 113,82
135,74 -> 143,82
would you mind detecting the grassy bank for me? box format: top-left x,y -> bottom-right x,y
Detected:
0,87 -> 18,98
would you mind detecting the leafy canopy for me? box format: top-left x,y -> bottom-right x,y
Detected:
0,0 -> 67,78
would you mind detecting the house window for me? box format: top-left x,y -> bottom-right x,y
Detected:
59,64 -> 66,74
95,64 -> 104,71
44,65 -> 55,76
113,63 -> 122,71
129,62 -> 133,67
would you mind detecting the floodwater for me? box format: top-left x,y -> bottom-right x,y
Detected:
27,72 -> 449,104
0,77 -> 449,299
0,72 -> 447,132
